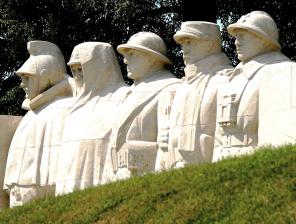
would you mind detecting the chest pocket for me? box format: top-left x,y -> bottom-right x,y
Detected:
217,93 -> 237,127
217,65 -> 264,128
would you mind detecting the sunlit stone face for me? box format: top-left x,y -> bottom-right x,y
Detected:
123,49 -> 152,81
70,63 -> 83,87
19,73 -> 39,100
234,29 -> 268,62
179,37 -> 212,66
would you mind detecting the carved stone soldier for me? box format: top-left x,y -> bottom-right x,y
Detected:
105,32 -> 180,181
213,11 -> 296,161
55,42 -> 128,195
164,22 -> 233,169
4,41 -> 72,207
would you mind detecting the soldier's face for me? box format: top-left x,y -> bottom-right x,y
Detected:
179,37 -> 212,65
20,73 -> 39,100
234,29 -> 267,62
70,63 -> 83,87
123,49 -> 152,81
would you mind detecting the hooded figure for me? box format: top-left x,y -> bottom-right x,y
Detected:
4,41 -> 73,207
103,32 -> 180,182
55,42 -> 128,195
213,11 -> 296,161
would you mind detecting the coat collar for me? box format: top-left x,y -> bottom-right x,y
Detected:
232,51 -> 288,80
183,52 -> 231,83
22,78 -> 72,110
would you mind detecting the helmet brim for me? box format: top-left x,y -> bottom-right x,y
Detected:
173,31 -> 203,44
227,23 -> 281,50
117,44 -> 172,65
16,57 -> 37,76
67,60 -> 81,66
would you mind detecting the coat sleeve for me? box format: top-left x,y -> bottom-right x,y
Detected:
258,61 -> 296,146
156,85 -> 178,150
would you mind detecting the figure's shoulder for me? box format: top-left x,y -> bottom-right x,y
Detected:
115,84 -> 130,95
151,70 -> 181,86
110,83 -> 131,103
209,53 -> 234,78
161,81 -> 181,94
255,51 -> 291,66
37,96 -> 73,115
159,70 -> 180,80
210,67 -> 233,84
259,52 -> 296,72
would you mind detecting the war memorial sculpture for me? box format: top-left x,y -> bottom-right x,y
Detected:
3,41 -> 73,207
213,11 -> 296,161
0,116 -> 22,208
55,42 -> 129,195
109,32 -> 180,180
165,21 -> 233,170
1,10 -> 296,207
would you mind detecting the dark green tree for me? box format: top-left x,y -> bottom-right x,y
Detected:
184,0 -> 216,22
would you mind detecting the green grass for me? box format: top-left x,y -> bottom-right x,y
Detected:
0,145 -> 295,224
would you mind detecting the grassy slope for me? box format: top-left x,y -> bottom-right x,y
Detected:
0,145 -> 295,224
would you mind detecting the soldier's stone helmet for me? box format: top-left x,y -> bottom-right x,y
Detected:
117,32 -> 171,64
227,11 -> 281,50
16,40 -> 66,85
174,21 -> 222,45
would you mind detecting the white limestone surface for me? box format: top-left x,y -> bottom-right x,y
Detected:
213,11 -> 296,161
4,41 -> 72,207
55,42 -> 128,195
258,57 -> 296,146
166,21 -> 233,169
106,32 -> 181,181
0,115 -> 22,209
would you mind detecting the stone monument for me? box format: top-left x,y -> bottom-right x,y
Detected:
55,42 -> 128,195
3,41 -> 73,207
2,10 -> 296,206
106,32 -> 180,181
213,11 -> 296,161
0,115 -> 22,209
164,21 -> 233,169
